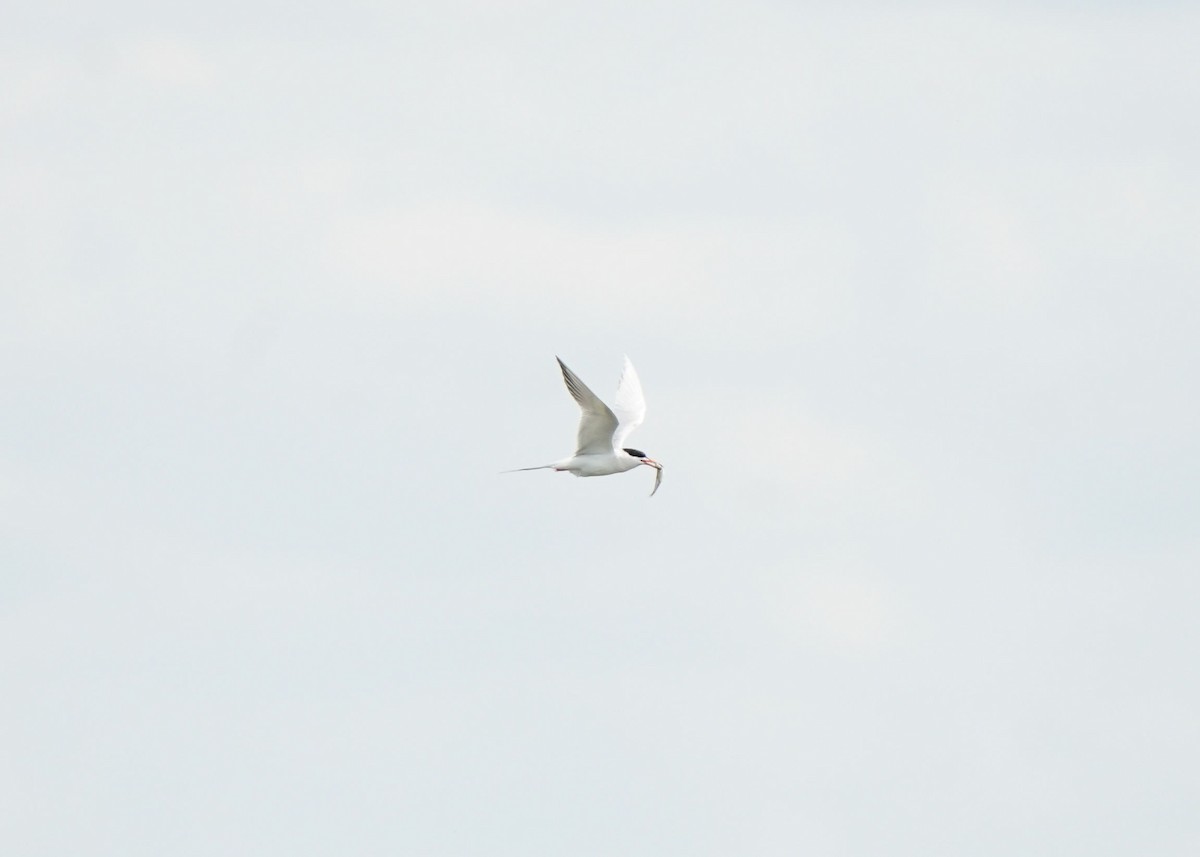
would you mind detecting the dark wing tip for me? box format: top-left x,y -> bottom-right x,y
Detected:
556,357 -> 587,406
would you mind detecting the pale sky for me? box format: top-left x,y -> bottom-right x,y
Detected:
3,2 -> 1199,855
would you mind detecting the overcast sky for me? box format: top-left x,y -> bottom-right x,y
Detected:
3,2 -> 1199,855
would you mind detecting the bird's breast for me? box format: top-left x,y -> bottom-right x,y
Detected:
563,453 -> 640,477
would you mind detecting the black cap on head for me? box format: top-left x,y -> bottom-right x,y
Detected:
623,448 -> 647,458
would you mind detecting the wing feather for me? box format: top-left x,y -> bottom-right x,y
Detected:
557,357 -> 619,455
612,355 -> 647,450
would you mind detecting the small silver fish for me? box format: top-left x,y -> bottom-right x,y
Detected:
649,462 -> 664,497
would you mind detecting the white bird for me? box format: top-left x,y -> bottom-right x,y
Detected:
509,356 -> 664,496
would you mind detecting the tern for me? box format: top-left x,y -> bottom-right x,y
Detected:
509,356 -> 664,496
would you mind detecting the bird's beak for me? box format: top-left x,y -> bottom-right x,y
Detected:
641,458 -> 662,470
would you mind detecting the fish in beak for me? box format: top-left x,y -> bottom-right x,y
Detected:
641,458 -> 664,496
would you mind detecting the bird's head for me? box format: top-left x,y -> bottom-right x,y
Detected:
623,447 -> 662,470
623,447 -> 664,496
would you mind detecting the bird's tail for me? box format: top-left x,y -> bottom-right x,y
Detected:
501,464 -> 555,474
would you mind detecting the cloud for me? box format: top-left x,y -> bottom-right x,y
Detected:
760,565 -> 909,655
324,201 -> 711,300
119,35 -> 218,89
320,200 -> 864,348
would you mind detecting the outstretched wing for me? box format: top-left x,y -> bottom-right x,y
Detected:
557,357 -> 619,455
612,355 -> 647,450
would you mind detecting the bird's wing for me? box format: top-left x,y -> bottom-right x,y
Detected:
612,355 -> 647,450
557,357 -> 619,455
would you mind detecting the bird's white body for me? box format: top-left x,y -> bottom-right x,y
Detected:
551,449 -> 645,477
510,356 -> 664,495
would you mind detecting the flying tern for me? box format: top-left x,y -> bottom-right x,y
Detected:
509,356 -> 664,496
